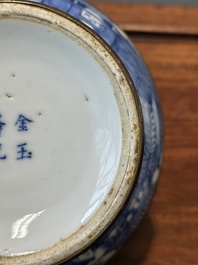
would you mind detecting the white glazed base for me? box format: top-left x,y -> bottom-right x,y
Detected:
0,18 -> 122,255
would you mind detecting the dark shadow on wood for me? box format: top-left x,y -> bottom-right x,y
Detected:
106,212 -> 155,265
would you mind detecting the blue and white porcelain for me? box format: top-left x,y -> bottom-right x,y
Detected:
0,1 -> 163,264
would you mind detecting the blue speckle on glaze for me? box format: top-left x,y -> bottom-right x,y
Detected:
32,0 -> 163,264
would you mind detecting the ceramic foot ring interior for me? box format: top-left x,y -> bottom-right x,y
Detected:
0,1 -> 143,264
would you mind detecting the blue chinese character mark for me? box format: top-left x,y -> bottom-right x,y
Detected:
0,115 -> 6,137
0,144 -> 7,160
16,143 -> 32,160
15,115 -> 33,132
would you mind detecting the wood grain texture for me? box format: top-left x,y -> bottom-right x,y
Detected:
90,2 -> 198,35
104,33 -> 198,265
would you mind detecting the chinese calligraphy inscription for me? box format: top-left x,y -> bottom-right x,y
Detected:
0,144 -> 6,160
0,114 -> 34,160
0,114 -> 6,137
17,143 -> 32,160
15,114 -> 33,132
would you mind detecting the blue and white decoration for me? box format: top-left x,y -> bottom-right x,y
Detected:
32,0 -> 163,264
0,114 -> 34,160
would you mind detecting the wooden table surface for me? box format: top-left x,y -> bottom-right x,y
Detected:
90,2 -> 198,265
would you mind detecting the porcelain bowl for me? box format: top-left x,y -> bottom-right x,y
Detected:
0,1 -> 163,264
